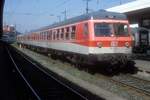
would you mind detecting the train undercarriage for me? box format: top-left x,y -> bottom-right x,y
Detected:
18,43 -> 135,74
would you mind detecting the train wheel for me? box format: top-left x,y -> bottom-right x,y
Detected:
105,66 -> 114,74
51,54 -> 57,60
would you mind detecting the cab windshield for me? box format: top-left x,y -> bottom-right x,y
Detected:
94,23 -> 129,37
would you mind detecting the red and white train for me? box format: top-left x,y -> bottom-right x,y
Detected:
17,10 -> 134,71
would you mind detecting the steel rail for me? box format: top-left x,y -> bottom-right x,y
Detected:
13,47 -> 88,100
111,74 -> 150,96
6,47 -> 42,100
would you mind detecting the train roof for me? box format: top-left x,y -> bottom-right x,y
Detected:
31,10 -> 127,32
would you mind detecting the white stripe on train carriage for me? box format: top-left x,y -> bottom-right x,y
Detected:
21,41 -> 132,55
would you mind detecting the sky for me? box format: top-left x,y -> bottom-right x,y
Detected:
3,0 -> 135,33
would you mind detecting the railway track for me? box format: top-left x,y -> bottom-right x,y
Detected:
11,44 -> 150,100
6,47 -> 87,100
7,46 -> 104,100
6,47 -> 42,100
111,74 -> 150,96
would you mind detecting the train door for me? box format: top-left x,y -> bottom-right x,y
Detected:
83,23 -> 89,40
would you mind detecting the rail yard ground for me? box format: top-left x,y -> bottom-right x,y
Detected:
11,43 -> 150,100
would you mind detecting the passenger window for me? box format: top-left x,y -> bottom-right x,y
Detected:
56,29 -> 59,40
40,32 -> 43,40
52,30 -> 55,40
50,30 -> 52,40
47,31 -> 51,40
58,29 -> 61,40
66,27 -> 69,40
84,23 -> 89,35
71,26 -> 76,39
44,32 -> 46,40
42,32 -> 44,40
61,28 -> 64,39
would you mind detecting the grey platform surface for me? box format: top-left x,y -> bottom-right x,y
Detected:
134,60 -> 150,72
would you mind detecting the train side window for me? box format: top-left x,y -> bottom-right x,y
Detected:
50,30 -> 52,40
36,34 -> 38,40
66,27 -> 70,40
54,30 -> 57,40
42,32 -> 43,40
58,29 -> 61,40
42,32 -> 44,40
40,32 -> 42,40
71,26 -> 76,39
34,34 -> 36,40
43,32 -> 45,40
53,30 -> 55,40
46,31 -> 48,40
37,33 -> 38,40
33,33 -> 35,40
31,34 -> 32,40
84,23 -> 89,35
34,34 -> 35,40
39,33 -> 41,40
45,31 -> 47,40
61,28 -> 64,39
55,30 -> 57,40
35,33 -> 37,40
57,29 -> 59,40
35,34 -> 37,40
47,30 -> 51,40
44,32 -> 45,40
34,33 -> 35,40
44,32 -> 46,40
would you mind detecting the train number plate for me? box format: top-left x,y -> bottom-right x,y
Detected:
111,41 -> 118,47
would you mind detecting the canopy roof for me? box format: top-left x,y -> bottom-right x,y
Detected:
107,0 -> 150,13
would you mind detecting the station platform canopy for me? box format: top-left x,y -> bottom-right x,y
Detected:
106,0 -> 150,28
107,0 -> 150,13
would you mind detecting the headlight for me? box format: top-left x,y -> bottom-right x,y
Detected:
125,42 -> 129,48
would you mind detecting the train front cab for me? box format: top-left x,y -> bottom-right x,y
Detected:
86,19 -> 133,66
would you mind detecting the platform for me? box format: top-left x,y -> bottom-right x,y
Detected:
134,60 -> 150,73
